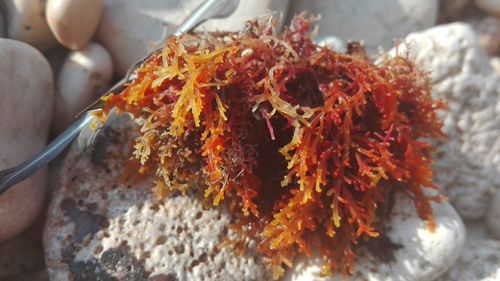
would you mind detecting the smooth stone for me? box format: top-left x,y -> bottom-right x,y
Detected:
475,0 -> 500,17
52,43 -> 113,133
283,193 -> 465,281
44,115 -> 270,281
0,38 -> 54,241
4,0 -> 58,51
437,240 -> 500,280
486,189 -> 500,239
388,23 -> 500,220
439,0 -> 471,21
97,0 -> 289,76
0,231 -> 45,278
288,0 -> 438,53
46,0 -> 103,50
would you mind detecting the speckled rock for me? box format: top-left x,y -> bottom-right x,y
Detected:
97,0 -> 289,76
44,115 -> 270,281
288,0 -> 438,53
283,194 -> 465,281
46,0 -> 103,50
475,0 -> 500,17
52,43 -> 113,133
437,240 -> 500,281
4,0 -> 58,51
389,23 -> 500,219
0,38 -> 53,241
0,231 -> 45,278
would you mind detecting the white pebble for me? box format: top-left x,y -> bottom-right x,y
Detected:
52,43 -> 113,133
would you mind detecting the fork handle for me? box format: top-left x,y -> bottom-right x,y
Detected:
0,113 -> 94,196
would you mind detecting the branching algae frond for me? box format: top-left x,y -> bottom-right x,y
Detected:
99,14 -> 445,279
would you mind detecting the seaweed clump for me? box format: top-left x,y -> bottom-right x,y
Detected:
99,14 -> 444,279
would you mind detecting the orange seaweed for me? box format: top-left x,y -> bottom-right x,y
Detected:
100,14 -> 445,279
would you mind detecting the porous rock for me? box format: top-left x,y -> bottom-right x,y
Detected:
389,23 -> 500,219
0,38 -> 53,241
52,42 -> 113,133
46,0 -> 104,50
437,240 -> 500,281
283,194 -> 465,281
44,115 -> 270,281
3,0 -> 58,51
288,0 -> 438,53
96,0 -> 289,76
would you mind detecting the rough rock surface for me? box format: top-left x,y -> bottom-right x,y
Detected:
288,0 -> 438,53
44,115 -> 270,281
0,38 -> 53,241
390,23 -> 500,219
283,194 -> 465,281
437,240 -> 500,281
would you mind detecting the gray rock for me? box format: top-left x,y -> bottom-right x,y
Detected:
388,23 -> 500,219
44,115 -> 270,281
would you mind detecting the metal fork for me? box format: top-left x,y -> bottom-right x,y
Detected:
0,0 -> 240,196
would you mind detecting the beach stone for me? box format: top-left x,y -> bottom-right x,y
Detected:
3,0 -> 58,51
0,38 -> 53,241
46,0 -> 103,50
288,0 -> 438,53
388,23 -> 500,220
44,115 -> 270,281
437,240 -> 500,281
0,231 -> 45,278
492,57 -> 500,74
283,194 -> 465,281
475,0 -> 500,17
97,0 -> 289,76
316,35 -> 347,53
52,42 -> 113,133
